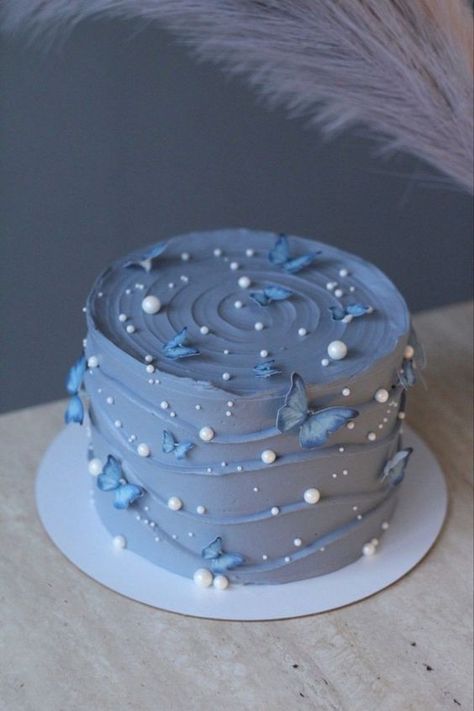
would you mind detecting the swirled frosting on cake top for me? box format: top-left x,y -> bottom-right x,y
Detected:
79,229 -> 414,587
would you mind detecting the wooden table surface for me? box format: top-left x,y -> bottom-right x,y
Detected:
1,302 -> 473,711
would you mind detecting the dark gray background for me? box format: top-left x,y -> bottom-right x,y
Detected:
1,19 -> 472,413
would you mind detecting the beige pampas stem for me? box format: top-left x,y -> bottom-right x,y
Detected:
2,0 -> 473,192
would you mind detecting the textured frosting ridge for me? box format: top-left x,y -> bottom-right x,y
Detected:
81,229 -> 412,585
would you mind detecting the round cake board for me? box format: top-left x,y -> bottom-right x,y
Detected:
36,425 -> 447,621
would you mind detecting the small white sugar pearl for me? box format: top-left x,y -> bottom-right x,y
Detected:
146,364 -> 155,373
196,505 -> 206,515
227,401 -> 234,407
118,313 -> 127,322
238,276 -> 251,289
112,535 -> 127,550
363,542 -> 376,556
326,281 -> 337,291
334,288 -> 344,298
367,432 -> 377,441
398,412 -> 406,420
254,322 -> 264,331
213,575 -> 229,590
298,328 -> 307,337
321,358 -> 330,367
381,521 -> 390,530
404,345 -> 415,359
126,324 -> 136,334
200,326 -> 210,335
271,507 -> 280,516
145,355 -> 153,363
199,426 -> 215,442
193,568 -> 213,587
230,261 -> 239,270
234,300 -> 243,309
342,387 -> 351,397
304,488 -> 321,504
160,401 -> 169,409
339,268 -> 349,277
213,248 -> 222,257
106,396 -> 114,405
137,443 -> 150,457
260,350 -> 269,358
167,496 -> 183,511
347,421 -> 355,430
261,449 -> 276,464
87,355 -> 99,369
88,458 -> 103,476
293,538 -> 302,547
141,295 -> 161,314
114,420 -> 122,428
327,340 -> 348,360
222,372 -> 231,381
245,248 -> 255,257
375,388 -> 389,403
181,252 -> 190,261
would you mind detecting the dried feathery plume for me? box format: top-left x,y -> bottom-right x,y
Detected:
2,0 -> 473,192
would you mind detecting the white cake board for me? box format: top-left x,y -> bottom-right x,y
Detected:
36,426 -> 447,620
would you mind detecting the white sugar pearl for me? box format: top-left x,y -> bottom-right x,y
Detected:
238,276 -> 251,289
363,542 -> 376,556
213,248 -> 222,257
271,507 -> 280,516
327,340 -> 348,360
180,275 -> 189,283
167,496 -> 183,511
114,420 -> 122,428
398,412 -> 406,420
404,345 -> 415,359
339,268 -> 349,277
87,355 -> 99,369
230,261 -> 239,270
213,575 -> 229,590
227,401 -> 234,407
254,322 -> 264,331
222,372 -> 231,381
126,324 -> 136,334
223,349 -> 230,355
196,505 -> 206,515
347,421 -> 355,430
293,538 -> 302,547
181,252 -> 190,261
200,326 -> 210,335
234,300 -> 243,309
298,328 -> 307,337
193,568 -> 213,587
195,404 -> 201,410
226,411 -> 232,417
141,295 -> 161,314
334,288 -> 344,298
88,458 -> 103,476
145,354 -> 153,363
106,396 -> 114,404
342,387 -> 351,397
160,401 -> 169,410
118,313 -> 127,322
381,521 -> 390,530
371,538 -> 380,547
137,443 -> 150,458
169,411 -> 176,418
326,281 -> 337,291
375,388 -> 389,403
321,358 -> 330,367
146,364 -> 155,374
260,350 -> 269,358
168,282 -> 175,289
261,449 -> 276,464
304,488 -> 321,504
112,535 -> 127,550
367,432 -> 377,441
245,248 -> 255,257
199,426 -> 215,442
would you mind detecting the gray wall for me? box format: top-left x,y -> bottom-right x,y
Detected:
1,20 -> 472,413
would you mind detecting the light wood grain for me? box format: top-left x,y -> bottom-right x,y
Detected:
1,302 -> 472,711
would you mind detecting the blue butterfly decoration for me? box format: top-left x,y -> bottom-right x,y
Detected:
398,359 -> 417,389
249,284 -> 294,307
253,359 -> 281,378
380,448 -> 413,487
162,327 -> 200,360
201,536 -> 245,573
269,234 -> 321,274
399,327 -> 426,389
64,353 -> 86,425
162,430 -> 194,460
123,241 -> 167,271
97,455 -> 144,509
276,373 -> 358,448
329,303 -> 373,321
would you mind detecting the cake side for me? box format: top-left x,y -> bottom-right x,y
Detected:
72,229 -> 417,586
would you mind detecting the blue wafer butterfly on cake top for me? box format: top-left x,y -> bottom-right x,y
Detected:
269,234 -> 321,273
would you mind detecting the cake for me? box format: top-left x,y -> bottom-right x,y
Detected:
65,229 -> 421,588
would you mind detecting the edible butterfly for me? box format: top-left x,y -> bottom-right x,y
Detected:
162,430 -> 194,460
276,373 -> 358,448
64,353 -> 87,424
123,241 -> 167,271
162,327 -> 200,360
97,455 -> 144,509
253,359 -> 281,378
249,284 -> 294,307
201,536 -> 245,573
380,448 -> 413,487
64,394 -> 84,425
329,304 -> 373,321
398,358 -> 417,389
269,234 -> 321,274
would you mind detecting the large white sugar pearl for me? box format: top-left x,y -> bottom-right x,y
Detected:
238,276 -> 251,289
199,426 -> 215,442
363,542 -> 376,556
375,388 -> 389,403
213,575 -> 229,590
167,496 -> 183,511
142,295 -> 161,314
404,345 -> 415,359
271,506 -> 280,516
261,449 -> 277,464
193,568 -> 213,587
304,488 -> 321,504
327,340 -> 348,360
112,535 -> 127,550
88,458 -> 103,476
137,443 -> 150,458
298,328 -> 307,337
87,355 -> 99,369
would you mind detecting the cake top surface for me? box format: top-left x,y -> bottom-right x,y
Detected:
87,229 -> 409,396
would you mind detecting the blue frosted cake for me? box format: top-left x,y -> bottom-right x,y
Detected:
66,229 -> 421,589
